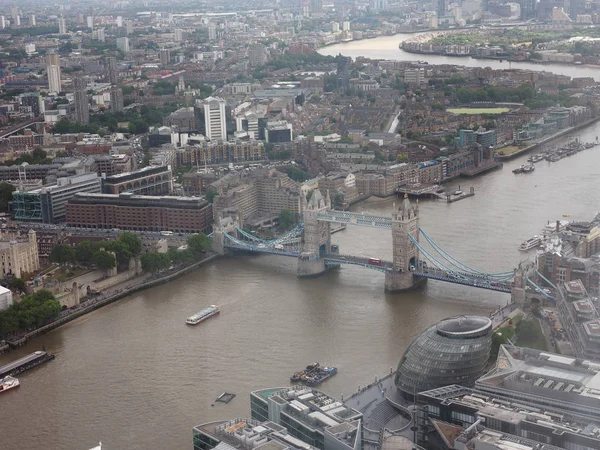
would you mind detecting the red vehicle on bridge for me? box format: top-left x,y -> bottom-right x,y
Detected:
367,257 -> 382,266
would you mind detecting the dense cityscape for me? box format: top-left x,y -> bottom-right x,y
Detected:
0,0 -> 600,449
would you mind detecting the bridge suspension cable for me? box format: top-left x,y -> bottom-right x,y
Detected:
418,228 -> 514,279
534,269 -> 558,290
409,233 -> 469,280
525,276 -> 553,299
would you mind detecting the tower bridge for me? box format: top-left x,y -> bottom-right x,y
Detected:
212,191 -> 550,302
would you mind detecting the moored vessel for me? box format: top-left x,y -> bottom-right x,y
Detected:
186,305 -> 219,325
0,375 -> 20,394
519,236 -> 541,251
290,362 -> 337,386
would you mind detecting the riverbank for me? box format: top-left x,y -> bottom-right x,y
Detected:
495,118 -> 600,161
0,253 -> 220,354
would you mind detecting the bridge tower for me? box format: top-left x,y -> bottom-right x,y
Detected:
297,189 -> 331,277
385,195 -> 425,292
212,215 -> 239,255
511,262 -> 528,305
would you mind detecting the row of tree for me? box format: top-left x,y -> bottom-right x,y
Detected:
49,232 -> 143,271
0,290 -> 61,337
140,234 -> 212,273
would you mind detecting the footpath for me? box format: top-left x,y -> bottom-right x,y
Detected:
0,253 -> 219,353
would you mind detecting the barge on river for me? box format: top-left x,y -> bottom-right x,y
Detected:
0,350 -> 55,378
290,362 -> 338,386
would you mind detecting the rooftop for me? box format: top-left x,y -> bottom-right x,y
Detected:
194,418 -> 315,450
70,192 -> 210,209
252,386 -> 361,447
436,315 -> 492,338
476,345 -> 600,412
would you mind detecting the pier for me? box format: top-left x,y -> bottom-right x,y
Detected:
446,186 -> 475,203
0,350 -> 55,378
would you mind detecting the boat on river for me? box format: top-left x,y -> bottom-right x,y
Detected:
0,375 -> 20,394
186,305 -> 219,325
519,236 -> 541,251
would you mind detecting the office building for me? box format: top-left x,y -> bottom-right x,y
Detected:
265,121 -> 293,143
182,171 -> 217,196
46,51 -> 61,94
159,48 -> 171,66
164,107 -> 195,132
199,97 -> 228,141
0,285 -> 13,311
556,279 -> 600,361
66,193 -> 213,233
248,43 -> 267,67
20,92 -> 44,117
12,173 -> 102,224
250,386 -> 362,450
110,87 -> 124,112
86,15 -> 93,29
29,14 -> 35,26
208,25 -> 217,40
95,28 -> 105,42
116,37 -> 129,53
417,345 -> 600,450
0,16 -> 5,29
371,0 -> 388,9
94,154 -> 132,177
194,418 -> 319,450
125,20 -> 133,34
395,315 -> 493,400
176,140 -> 265,166
14,15 -> 20,27
102,166 -> 172,195
0,230 -> 39,279
404,68 -> 425,86
58,15 -> 67,34
212,169 -> 302,227
73,77 -> 89,124
116,16 -> 123,27
105,56 -> 118,84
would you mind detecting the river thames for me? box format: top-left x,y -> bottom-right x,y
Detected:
3,38 -> 600,450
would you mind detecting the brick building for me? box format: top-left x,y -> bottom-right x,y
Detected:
66,193 -> 213,233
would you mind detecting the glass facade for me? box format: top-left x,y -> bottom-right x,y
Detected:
395,316 -> 492,398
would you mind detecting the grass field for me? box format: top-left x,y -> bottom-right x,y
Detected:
447,108 -> 510,115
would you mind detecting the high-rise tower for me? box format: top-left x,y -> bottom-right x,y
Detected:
46,51 -> 61,93
73,77 -> 89,124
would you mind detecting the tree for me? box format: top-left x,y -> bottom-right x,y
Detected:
7,277 -> 25,292
104,240 -> 132,264
93,250 -> 116,272
205,189 -> 218,203
119,232 -> 142,256
49,244 -> 75,266
141,252 -> 171,273
0,182 -> 15,212
333,192 -> 345,208
278,209 -> 295,231
187,233 -> 211,256
75,241 -> 96,265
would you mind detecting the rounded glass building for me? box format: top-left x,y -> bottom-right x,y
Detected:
395,315 -> 492,398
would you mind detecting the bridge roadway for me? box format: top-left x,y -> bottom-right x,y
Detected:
413,266 -> 512,293
324,254 -> 393,272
